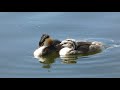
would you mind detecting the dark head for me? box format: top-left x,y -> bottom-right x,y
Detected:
60,39 -> 77,50
39,34 -> 50,47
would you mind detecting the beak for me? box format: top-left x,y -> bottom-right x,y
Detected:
56,43 -> 63,48
56,43 -> 63,46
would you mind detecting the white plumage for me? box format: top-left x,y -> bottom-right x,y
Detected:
59,39 -> 104,56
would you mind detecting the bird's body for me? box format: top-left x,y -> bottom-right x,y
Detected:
34,34 -> 104,58
59,39 -> 104,56
34,34 -> 61,58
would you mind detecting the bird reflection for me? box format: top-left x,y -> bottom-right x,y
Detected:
60,52 -> 101,64
34,49 -> 102,68
60,55 -> 81,64
35,51 -> 59,69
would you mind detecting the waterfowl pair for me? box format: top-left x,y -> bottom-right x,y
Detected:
34,34 -> 104,58
59,39 -> 104,56
34,34 -> 61,58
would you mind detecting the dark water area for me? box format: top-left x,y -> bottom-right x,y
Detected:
0,12 -> 120,78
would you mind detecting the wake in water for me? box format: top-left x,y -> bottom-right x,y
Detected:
76,38 -> 120,49
107,39 -> 120,49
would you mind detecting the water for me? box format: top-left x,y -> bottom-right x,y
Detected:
0,12 -> 120,78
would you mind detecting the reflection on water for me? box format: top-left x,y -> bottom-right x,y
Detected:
60,50 -> 103,64
60,55 -> 78,64
35,51 -> 59,69
1,12 -> 120,77
35,49 -> 103,67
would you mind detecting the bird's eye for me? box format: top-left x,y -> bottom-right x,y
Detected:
41,43 -> 44,46
44,48 -> 48,52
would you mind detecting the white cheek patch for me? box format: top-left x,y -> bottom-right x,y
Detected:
59,47 -> 71,56
33,46 -> 47,58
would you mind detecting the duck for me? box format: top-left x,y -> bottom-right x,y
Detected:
59,39 -> 104,56
34,34 -> 61,58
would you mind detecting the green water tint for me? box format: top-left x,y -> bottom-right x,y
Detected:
60,50 -> 102,64
36,50 -> 102,68
37,51 -> 59,69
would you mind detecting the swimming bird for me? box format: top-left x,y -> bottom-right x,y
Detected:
59,39 -> 104,56
34,34 -> 61,58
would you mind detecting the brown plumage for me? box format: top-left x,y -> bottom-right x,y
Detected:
76,42 -> 92,53
34,34 -> 61,57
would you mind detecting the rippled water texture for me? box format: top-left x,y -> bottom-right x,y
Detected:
0,12 -> 120,78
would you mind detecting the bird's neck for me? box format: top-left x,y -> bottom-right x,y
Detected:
44,38 -> 53,47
